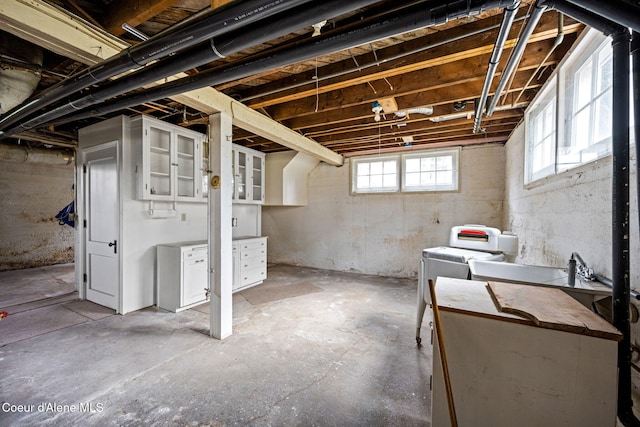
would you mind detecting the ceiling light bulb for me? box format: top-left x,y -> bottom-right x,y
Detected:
374,112 -> 381,122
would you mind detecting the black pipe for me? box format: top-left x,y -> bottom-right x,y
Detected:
634,32 -> 640,248
564,0 -> 640,34
611,28 -> 639,427
41,0 -> 517,128
1,0 -> 381,136
0,0 -> 315,132
541,0 -> 621,36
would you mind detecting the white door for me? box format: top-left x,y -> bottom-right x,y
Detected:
83,143 -> 119,310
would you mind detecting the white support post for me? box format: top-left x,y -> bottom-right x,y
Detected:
208,112 -> 233,339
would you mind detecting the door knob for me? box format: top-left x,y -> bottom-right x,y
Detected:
108,240 -> 117,254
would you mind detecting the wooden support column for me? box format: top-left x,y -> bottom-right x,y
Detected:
208,112 -> 233,339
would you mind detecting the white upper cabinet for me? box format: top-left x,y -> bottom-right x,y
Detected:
232,144 -> 265,204
132,115 -> 206,202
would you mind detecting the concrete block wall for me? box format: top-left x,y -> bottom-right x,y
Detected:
0,158 -> 75,271
504,123 -> 639,289
504,122 -> 640,408
263,143 -> 507,278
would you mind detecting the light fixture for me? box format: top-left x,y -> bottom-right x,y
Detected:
372,101 -> 383,122
312,20 -> 327,37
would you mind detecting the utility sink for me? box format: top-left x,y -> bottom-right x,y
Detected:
467,259 -> 611,307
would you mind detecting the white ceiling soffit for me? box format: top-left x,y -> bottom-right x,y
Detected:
0,0 -> 343,166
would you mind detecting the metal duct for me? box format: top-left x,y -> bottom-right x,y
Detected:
473,0 -> 520,133
1,0 -> 382,136
0,143 -> 73,165
0,0 -> 316,132
486,0 -> 546,116
43,0 -> 517,128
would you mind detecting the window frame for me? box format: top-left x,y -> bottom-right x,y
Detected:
401,148 -> 459,192
350,147 -> 460,195
350,154 -> 400,194
524,28 -> 615,185
525,77 -> 557,184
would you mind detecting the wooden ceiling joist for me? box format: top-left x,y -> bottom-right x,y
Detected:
0,0 -> 343,166
103,0 -> 182,35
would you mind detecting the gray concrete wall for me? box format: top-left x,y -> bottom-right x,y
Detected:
0,157 -> 75,271
263,143 -> 506,278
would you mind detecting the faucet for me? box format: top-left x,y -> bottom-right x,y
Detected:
568,252 -> 595,287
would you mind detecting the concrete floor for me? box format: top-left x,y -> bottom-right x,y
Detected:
0,264 -> 432,426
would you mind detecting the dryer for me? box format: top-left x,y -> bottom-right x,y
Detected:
416,225 -> 517,345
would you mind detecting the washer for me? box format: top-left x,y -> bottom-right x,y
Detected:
416,225 -> 517,345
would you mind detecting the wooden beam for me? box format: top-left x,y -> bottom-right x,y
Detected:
0,0 -> 343,166
242,12 -> 582,110
103,0 -> 181,35
211,0 -> 233,8
0,0 -> 127,64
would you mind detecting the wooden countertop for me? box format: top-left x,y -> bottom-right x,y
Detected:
435,277 -> 622,341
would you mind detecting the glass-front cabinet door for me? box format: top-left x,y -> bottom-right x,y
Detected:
136,115 -> 205,202
252,154 -> 263,202
176,133 -> 197,200
231,144 -> 265,204
147,124 -> 173,199
236,150 -> 247,201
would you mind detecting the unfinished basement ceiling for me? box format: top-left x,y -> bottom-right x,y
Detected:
0,0 -> 583,156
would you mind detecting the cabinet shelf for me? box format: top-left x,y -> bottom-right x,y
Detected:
177,175 -> 194,180
177,152 -> 194,159
150,171 -> 170,177
150,146 -> 170,154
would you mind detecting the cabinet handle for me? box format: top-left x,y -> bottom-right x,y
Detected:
195,259 -> 205,263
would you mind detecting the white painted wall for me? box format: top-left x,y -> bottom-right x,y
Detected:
78,116 -> 208,314
504,122 -> 639,287
263,143 -> 506,278
504,121 -> 640,408
0,155 -> 75,270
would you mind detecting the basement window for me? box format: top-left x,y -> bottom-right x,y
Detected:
351,154 -> 400,193
402,149 -> 459,192
351,148 -> 459,194
559,35 -> 613,171
525,28 -> 615,185
525,80 -> 557,184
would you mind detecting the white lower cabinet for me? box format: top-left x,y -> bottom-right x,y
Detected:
233,237 -> 267,292
158,238 -> 267,310
157,241 -> 208,312
431,278 -> 621,427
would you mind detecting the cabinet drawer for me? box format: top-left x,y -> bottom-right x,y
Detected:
240,240 -> 266,251
241,247 -> 266,260
241,267 -> 266,286
183,246 -> 207,261
240,255 -> 266,271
